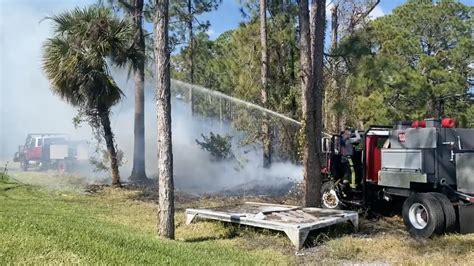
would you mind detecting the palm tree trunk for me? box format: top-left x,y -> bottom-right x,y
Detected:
260,0 -> 272,168
99,108 -> 121,186
130,0 -> 148,183
309,0 -> 325,207
155,0 -> 175,240
299,0 -> 319,207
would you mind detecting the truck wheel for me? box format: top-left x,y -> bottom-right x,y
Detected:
57,161 -> 67,174
21,160 -> 28,171
321,181 -> 342,209
431,192 -> 456,233
402,193 -> 445,238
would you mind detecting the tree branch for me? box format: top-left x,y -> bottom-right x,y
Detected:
117,0 -> 134,12
350,0 -> 381,29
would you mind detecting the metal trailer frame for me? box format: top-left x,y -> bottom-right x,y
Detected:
186,202 -> 358,249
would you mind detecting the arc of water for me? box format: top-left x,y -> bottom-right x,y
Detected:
172,79 -> 302,126
172,79 -> 334,138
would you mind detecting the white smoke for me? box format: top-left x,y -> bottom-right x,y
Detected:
112,74 -> 304,193
0,0 -> 303,194
0,0 -> 95,160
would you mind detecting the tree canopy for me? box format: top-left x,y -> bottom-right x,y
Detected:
341,0 -> 473,127
171,0 -> 474,129
43,6 -> 139,185
43,7 -> 138,112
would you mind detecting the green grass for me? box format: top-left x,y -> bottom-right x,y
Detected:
0,178 -> 290,265
2,171 -> 474,265
7,170 -> 99,192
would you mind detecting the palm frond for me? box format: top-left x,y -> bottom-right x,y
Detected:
42,5 -> 135,111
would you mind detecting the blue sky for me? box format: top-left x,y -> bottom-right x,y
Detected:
2,0 -> 472,40
198,0 -> 473,40
0,0 -> 472,157
199,0 -> 399,39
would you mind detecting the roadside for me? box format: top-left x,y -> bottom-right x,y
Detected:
0,175 -> 290,264
1,170 -> 473,264
1,160 -> 109,193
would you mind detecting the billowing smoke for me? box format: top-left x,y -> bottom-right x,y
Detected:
113,71 -> 304,194
0,1 -> 303,194
0,1 -> 94,158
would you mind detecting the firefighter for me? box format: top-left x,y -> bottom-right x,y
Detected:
340,128 -> 361,188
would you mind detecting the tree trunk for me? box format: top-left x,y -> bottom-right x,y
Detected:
289,44 -> 295,81
188,0 -> 194,84
260,0 -> 272,168
99,107 -> 121,187
330,4 -> 338,56
428,96 -> 440,118
299,0 -> 318,207
327,4 -> 339,134
154,0 -> 175,239
187,0 -> 195,115
309,0 -> 326,207
130,0 -> 148,183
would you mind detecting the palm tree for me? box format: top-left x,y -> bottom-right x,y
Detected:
100,0 -> 149,183
42,6 -> 138,186
127,0 -> 148,183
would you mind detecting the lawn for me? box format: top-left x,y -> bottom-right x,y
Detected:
0,176 -> 290,265
1,171 -> 474,265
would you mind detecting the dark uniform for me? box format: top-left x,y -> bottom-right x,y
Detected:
341,130 -> 361,186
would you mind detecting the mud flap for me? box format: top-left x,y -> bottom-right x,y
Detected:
458,203 -> 474,234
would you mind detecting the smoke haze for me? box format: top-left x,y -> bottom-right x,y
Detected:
0,0 -> 95,159
0,0 -> 303,194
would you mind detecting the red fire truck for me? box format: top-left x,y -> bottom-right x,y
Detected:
13,133 -> 89,172
321,118 -> 474,237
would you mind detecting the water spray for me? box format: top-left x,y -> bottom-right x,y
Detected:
172,80 -> 302,126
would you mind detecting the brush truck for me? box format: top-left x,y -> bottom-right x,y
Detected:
321,118 -> 474,237
13,133 -> 89,172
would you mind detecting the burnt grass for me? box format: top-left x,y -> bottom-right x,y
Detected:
92,178 -> 406,238
114,181 -> 450,264
9,171 -> 474,264
102,178 -> 305,206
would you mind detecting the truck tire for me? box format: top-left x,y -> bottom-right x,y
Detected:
402,193 -> 445,238
431,192 -> 456,233
21,160 -> 28,171
321,181 -> 342,209
57,161 -> 67,174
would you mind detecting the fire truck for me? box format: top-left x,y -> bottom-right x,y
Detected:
320,118 -> 474,237
13,133 -> 89,172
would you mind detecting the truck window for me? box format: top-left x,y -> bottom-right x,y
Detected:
30,138 -> 36,148
37,138 -> 43,147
